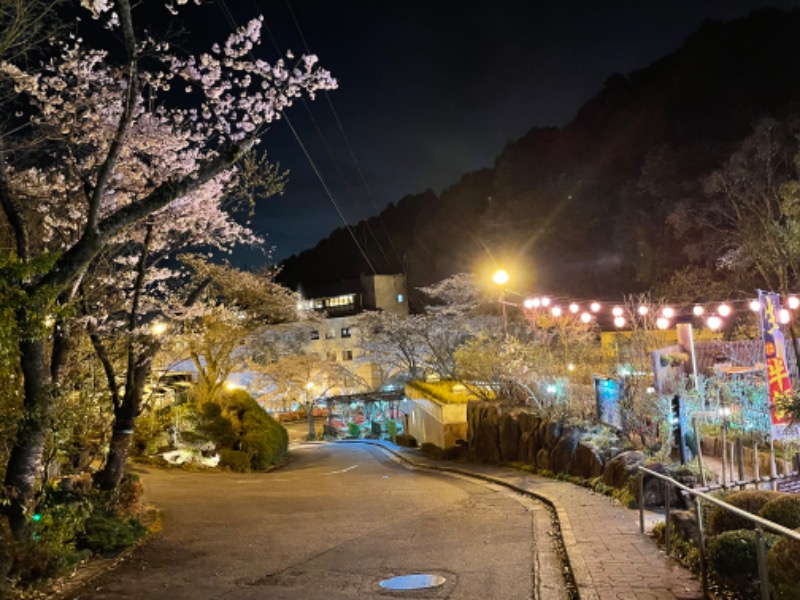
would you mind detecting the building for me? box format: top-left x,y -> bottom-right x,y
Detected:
299,274 -> 408,389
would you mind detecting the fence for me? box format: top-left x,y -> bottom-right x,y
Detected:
638,466 -> 800,600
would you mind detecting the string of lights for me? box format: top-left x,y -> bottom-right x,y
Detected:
511,295 -> 799,331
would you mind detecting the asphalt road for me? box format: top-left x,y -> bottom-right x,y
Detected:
67,443 -> 560,600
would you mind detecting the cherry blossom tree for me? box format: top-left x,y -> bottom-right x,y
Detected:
0,0 -> 336,533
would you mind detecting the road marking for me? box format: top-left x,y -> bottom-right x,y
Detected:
322,464 -> 359,475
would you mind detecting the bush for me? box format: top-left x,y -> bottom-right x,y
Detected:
218,449 -> 251,472
767,529 -> 800,598
395,433 -> 417,448
347,421 -> 361,438
109,473 -> 144,517
758,495 -> 800,530
79,511 -> 146,554
387,419 -> 398,440
216,391 -> 288,471
420,442 -> 440,458
708,529 -> 779,590
707,490 -> 784,535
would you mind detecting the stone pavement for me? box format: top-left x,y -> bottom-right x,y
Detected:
349,440 -> 703,600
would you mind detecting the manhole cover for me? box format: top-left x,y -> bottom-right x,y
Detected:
379,574 -> 446,590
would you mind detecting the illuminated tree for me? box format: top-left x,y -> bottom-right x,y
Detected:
0,0 -> 335,532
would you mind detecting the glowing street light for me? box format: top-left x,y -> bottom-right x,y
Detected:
551,306 -> 562,317
492,269 -> 509,285
612,306 -> 623,318
151,321 -> 167,336
707,315 -> 722,331
580,312 -> 592,323
492,269 -> 510,336
638,305 -> 649,316
590,302 -> 601,312
661,306 -> 675,319
789,296 -> 800,310
569,303 -> 579,314
656,317 -> 669,330
613,316 -> 626,328
749,299 -> 761,312
523,298 -> 536,310
718,303 -> 731,317
693,305 -> 704,316
779,308 -> 792,324
541,296 -> 551,307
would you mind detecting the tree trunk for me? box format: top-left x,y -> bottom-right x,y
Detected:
306,403 -> 315,440
3,336 -> 51,536
95,355 -> 152,490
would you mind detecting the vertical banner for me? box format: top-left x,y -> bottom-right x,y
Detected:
758,290 -> 793,438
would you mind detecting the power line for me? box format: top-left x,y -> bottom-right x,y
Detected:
214,0 -> 377,275
284,0 -> 406,272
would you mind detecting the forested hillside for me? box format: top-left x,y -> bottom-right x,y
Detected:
279,8 -> 800,302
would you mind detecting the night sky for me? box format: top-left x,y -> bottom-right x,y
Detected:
197,0 -> 800,268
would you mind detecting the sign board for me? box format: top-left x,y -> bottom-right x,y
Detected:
758,290 -> 795,439
594,376 -> 624,429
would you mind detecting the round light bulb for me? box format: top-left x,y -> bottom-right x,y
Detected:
590,302 -> 601,312
492,269 -> 509,285
662,306 -> 675,319
612,306 -> 623,317
551,306 -> 562,317
789,296 -> 800,310
614,316 -> 626,328
693,305 -> 704,316
523,298 -> 536,310
580,312 -> 591,323
718,303 -> 731,317
707,315 -> 722,331
779,308 -> 791,324
541,297 -> 551,307
638,305 -> 649,316
749,300 -> 761,312
656,317 -> 669,330
569,303 -> 579,314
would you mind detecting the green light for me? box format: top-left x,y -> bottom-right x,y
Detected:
32,513 -> 42,522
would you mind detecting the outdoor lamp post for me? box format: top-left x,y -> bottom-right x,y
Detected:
492,269 -> 510,336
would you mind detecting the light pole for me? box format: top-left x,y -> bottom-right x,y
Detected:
493,269 -> 510,336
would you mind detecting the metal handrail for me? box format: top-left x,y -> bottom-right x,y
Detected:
639,466 -> 800,540
639,465 -> 800,600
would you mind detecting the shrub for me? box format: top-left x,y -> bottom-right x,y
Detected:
707,490 -> 784,535
708,529 -> 778,590
109,473 -> 144,517
420,443 -> 441,458
395,433 -> 417,448
387,420 -> 398,440
80,511 -> 146,554
347,421 -> 361,438
238,400 -> 288,470
767,529 -> 800,598
218,449 -> 251,472
758,495 -> 800,530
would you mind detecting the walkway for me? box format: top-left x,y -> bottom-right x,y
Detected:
350,440 -> 703,600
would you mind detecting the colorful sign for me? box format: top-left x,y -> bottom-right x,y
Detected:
758,290 -> 793,436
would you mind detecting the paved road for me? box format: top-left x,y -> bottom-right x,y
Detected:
68,443 -> 564,599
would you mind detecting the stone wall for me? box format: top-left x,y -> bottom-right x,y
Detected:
467,402 -> 606,480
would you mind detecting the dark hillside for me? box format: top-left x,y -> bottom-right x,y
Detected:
278,8 -> 800,300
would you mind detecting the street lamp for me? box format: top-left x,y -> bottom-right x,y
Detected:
492,269 -> 510,336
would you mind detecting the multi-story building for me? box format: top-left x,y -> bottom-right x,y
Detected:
299,274 -> 408,389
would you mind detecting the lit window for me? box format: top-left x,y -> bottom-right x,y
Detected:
342,350 -> 353,361
397,294 -> 404,303
310,330 -> 320,340
341,327 -> 351,338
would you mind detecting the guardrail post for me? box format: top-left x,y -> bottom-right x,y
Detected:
755,526 -> 770,600
694,496 -> 709,599
721,425 -> 727,487
664,480 -> 671,557
754,442 -> 760,490
639,471 -> 644,534
693,417 -> 706,487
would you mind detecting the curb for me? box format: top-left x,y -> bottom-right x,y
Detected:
340,440 -> 596,600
